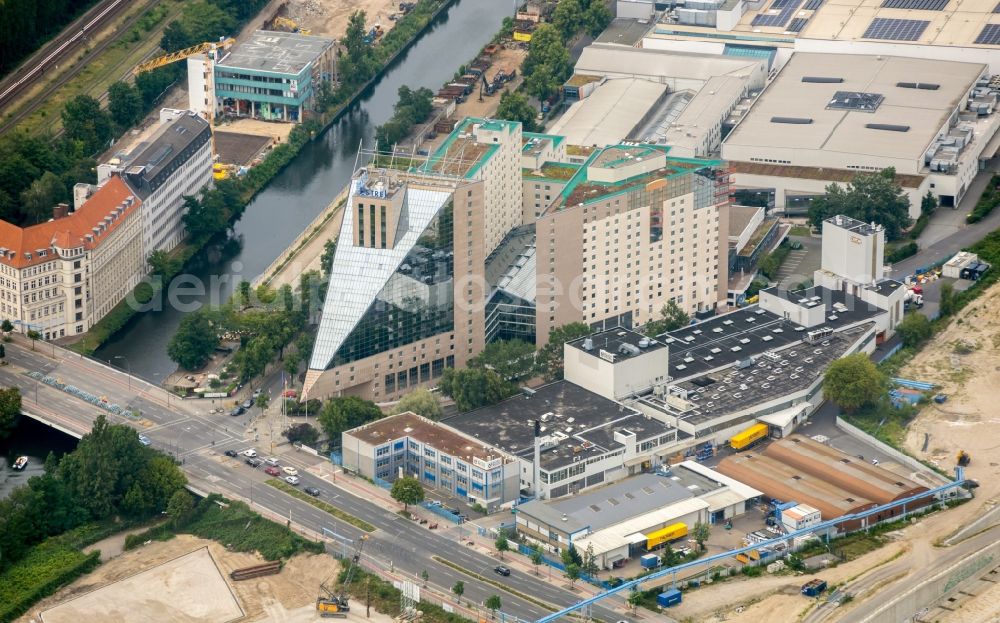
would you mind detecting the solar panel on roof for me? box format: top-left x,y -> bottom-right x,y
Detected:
787,17 -> 809,32
751,0 -> 803,27
880,0 -> 948,10
995,1 -> 1000,12
863,17 -> 929,41
974,23 -> 1000,45
803,0 -> 824,8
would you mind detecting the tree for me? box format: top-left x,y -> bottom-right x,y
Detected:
522,24 -> 571,103
390,475 -> 424,512
564,562 -> 581,586
20,171 -> 65,225
147,249 -> 182,278
939,282 -> 956,317
537,322 -> 590,382
284,423 -> 319,446
642,300 -> 690,336
495,531 -> 509,559
238,280 -> 252,308
61,95 -> 112,154
661,543 -> 680,567
530,548 -> 544,575
438,367 -> 517,412
921,190 -> 938,217
551,0 -> 583,40
321,238 -> 338,278
582,0 -> 612,36
160,20 -> 193,52
166,489 -> 195,527
823,353 -> 885,413
167,310 -> 219,370
484,595 -> 502,618
692,521 -> 711,552
807,168 -> 912,241
627,590 -> 643,613
896,312 -> 933,348
0,344 -> 5,359
420,569 -> 429,586
0,387 -> 21,438
256,392 -> 270,416
318,396 -> 383,440
452,581 -> 465,604
108,81 -> 144,128
26,329 -> 40,350
582,542 -> 599,576
283,352 -> 301,385
561,543 -> 583,567
1,319 -> 13,333
181,194 -> 229,244
470,338 -> 536,382
495,91 -> 537,132
391,388 -> 442,420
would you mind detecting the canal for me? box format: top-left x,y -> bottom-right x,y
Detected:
96,0 -> 513,382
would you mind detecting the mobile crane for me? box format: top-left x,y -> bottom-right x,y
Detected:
317,534 -> 369,617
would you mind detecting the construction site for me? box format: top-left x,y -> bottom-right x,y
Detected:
21,534 -> 391,623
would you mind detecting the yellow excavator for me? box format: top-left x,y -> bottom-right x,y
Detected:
132,38 -> 235,76
317,534 -> 368,617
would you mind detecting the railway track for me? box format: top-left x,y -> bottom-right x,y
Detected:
0,0 -> 160,135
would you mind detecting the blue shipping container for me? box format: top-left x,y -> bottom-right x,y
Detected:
657,588 -> 682,607
640,554 -> 660,569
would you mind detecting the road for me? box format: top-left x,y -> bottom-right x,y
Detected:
0,339 -> 625,623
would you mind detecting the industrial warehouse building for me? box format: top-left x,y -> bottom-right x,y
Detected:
717,434 -> 931,531
722,53 -> 1000,216
514,464 -> 760,566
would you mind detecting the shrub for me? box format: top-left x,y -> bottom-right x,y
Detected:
886,241 -> 918,263
0,540 -> 100,622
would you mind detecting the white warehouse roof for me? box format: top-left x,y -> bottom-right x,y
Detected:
549,78 -> 667,147
574,497 -> 709,555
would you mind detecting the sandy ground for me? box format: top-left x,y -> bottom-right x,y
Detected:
669,282 -> 1000,622
39,546 -> 243,623
20,534 -> 381,623
284,0 -> 401,39
217,118 -> 296,143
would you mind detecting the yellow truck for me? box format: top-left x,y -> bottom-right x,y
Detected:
646,522 -> 688,550
729,423 -> 768,451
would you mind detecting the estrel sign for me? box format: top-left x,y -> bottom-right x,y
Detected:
850,236 -> 862,245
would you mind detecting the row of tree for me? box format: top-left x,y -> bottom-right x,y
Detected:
0,412 -> 188,573
374,85 -> 435,148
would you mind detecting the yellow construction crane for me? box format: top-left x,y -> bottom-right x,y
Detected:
133,38 -> 235,76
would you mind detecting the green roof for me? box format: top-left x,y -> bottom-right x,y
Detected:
422,117 -> 515,179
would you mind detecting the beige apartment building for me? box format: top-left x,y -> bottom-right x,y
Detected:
535,144 -> 730,345
0,176 -> 144,339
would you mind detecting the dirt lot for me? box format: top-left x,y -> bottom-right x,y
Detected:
667,282 -> 1000,622
282,0 -> 402,39
21,534 -> 394,623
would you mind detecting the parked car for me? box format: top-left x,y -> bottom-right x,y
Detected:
494,566 -> 511,577
224,450 -> 239,458
242,449 -> 257,458
264,466 -> 281,476
304,486 -> 321,497
264,457 -> 280,467
253,389 -> 263,398
230,407 -> 244,417
285,475 -> 300,485
137,434 -> 152,446
282,466 -> 299,476
242,398 -> 254,409
246,457 -> 263,468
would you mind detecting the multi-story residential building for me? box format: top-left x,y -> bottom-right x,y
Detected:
535,144 -> 731,345
188,30 -> 335,123
98,110 -> 213,257
342,411 -> 522,511
0,176 -> 143,339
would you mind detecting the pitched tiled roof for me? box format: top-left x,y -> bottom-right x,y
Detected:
0,176 -> 141,270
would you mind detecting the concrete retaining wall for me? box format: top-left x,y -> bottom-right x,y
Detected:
856,538 -> 1000,623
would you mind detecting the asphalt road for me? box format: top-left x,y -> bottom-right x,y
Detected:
0,340 -> 624,623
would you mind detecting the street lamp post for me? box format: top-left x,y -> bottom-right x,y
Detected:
174,426 -> 190,461
112,355 -> 132,392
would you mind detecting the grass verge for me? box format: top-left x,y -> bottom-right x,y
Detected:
125,493 -> 324,560
789,225 -> 812,237
266,479 -> 376,533
0,539 -> 99,622
432,555 -> 558,612
342,568 -> 473,623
